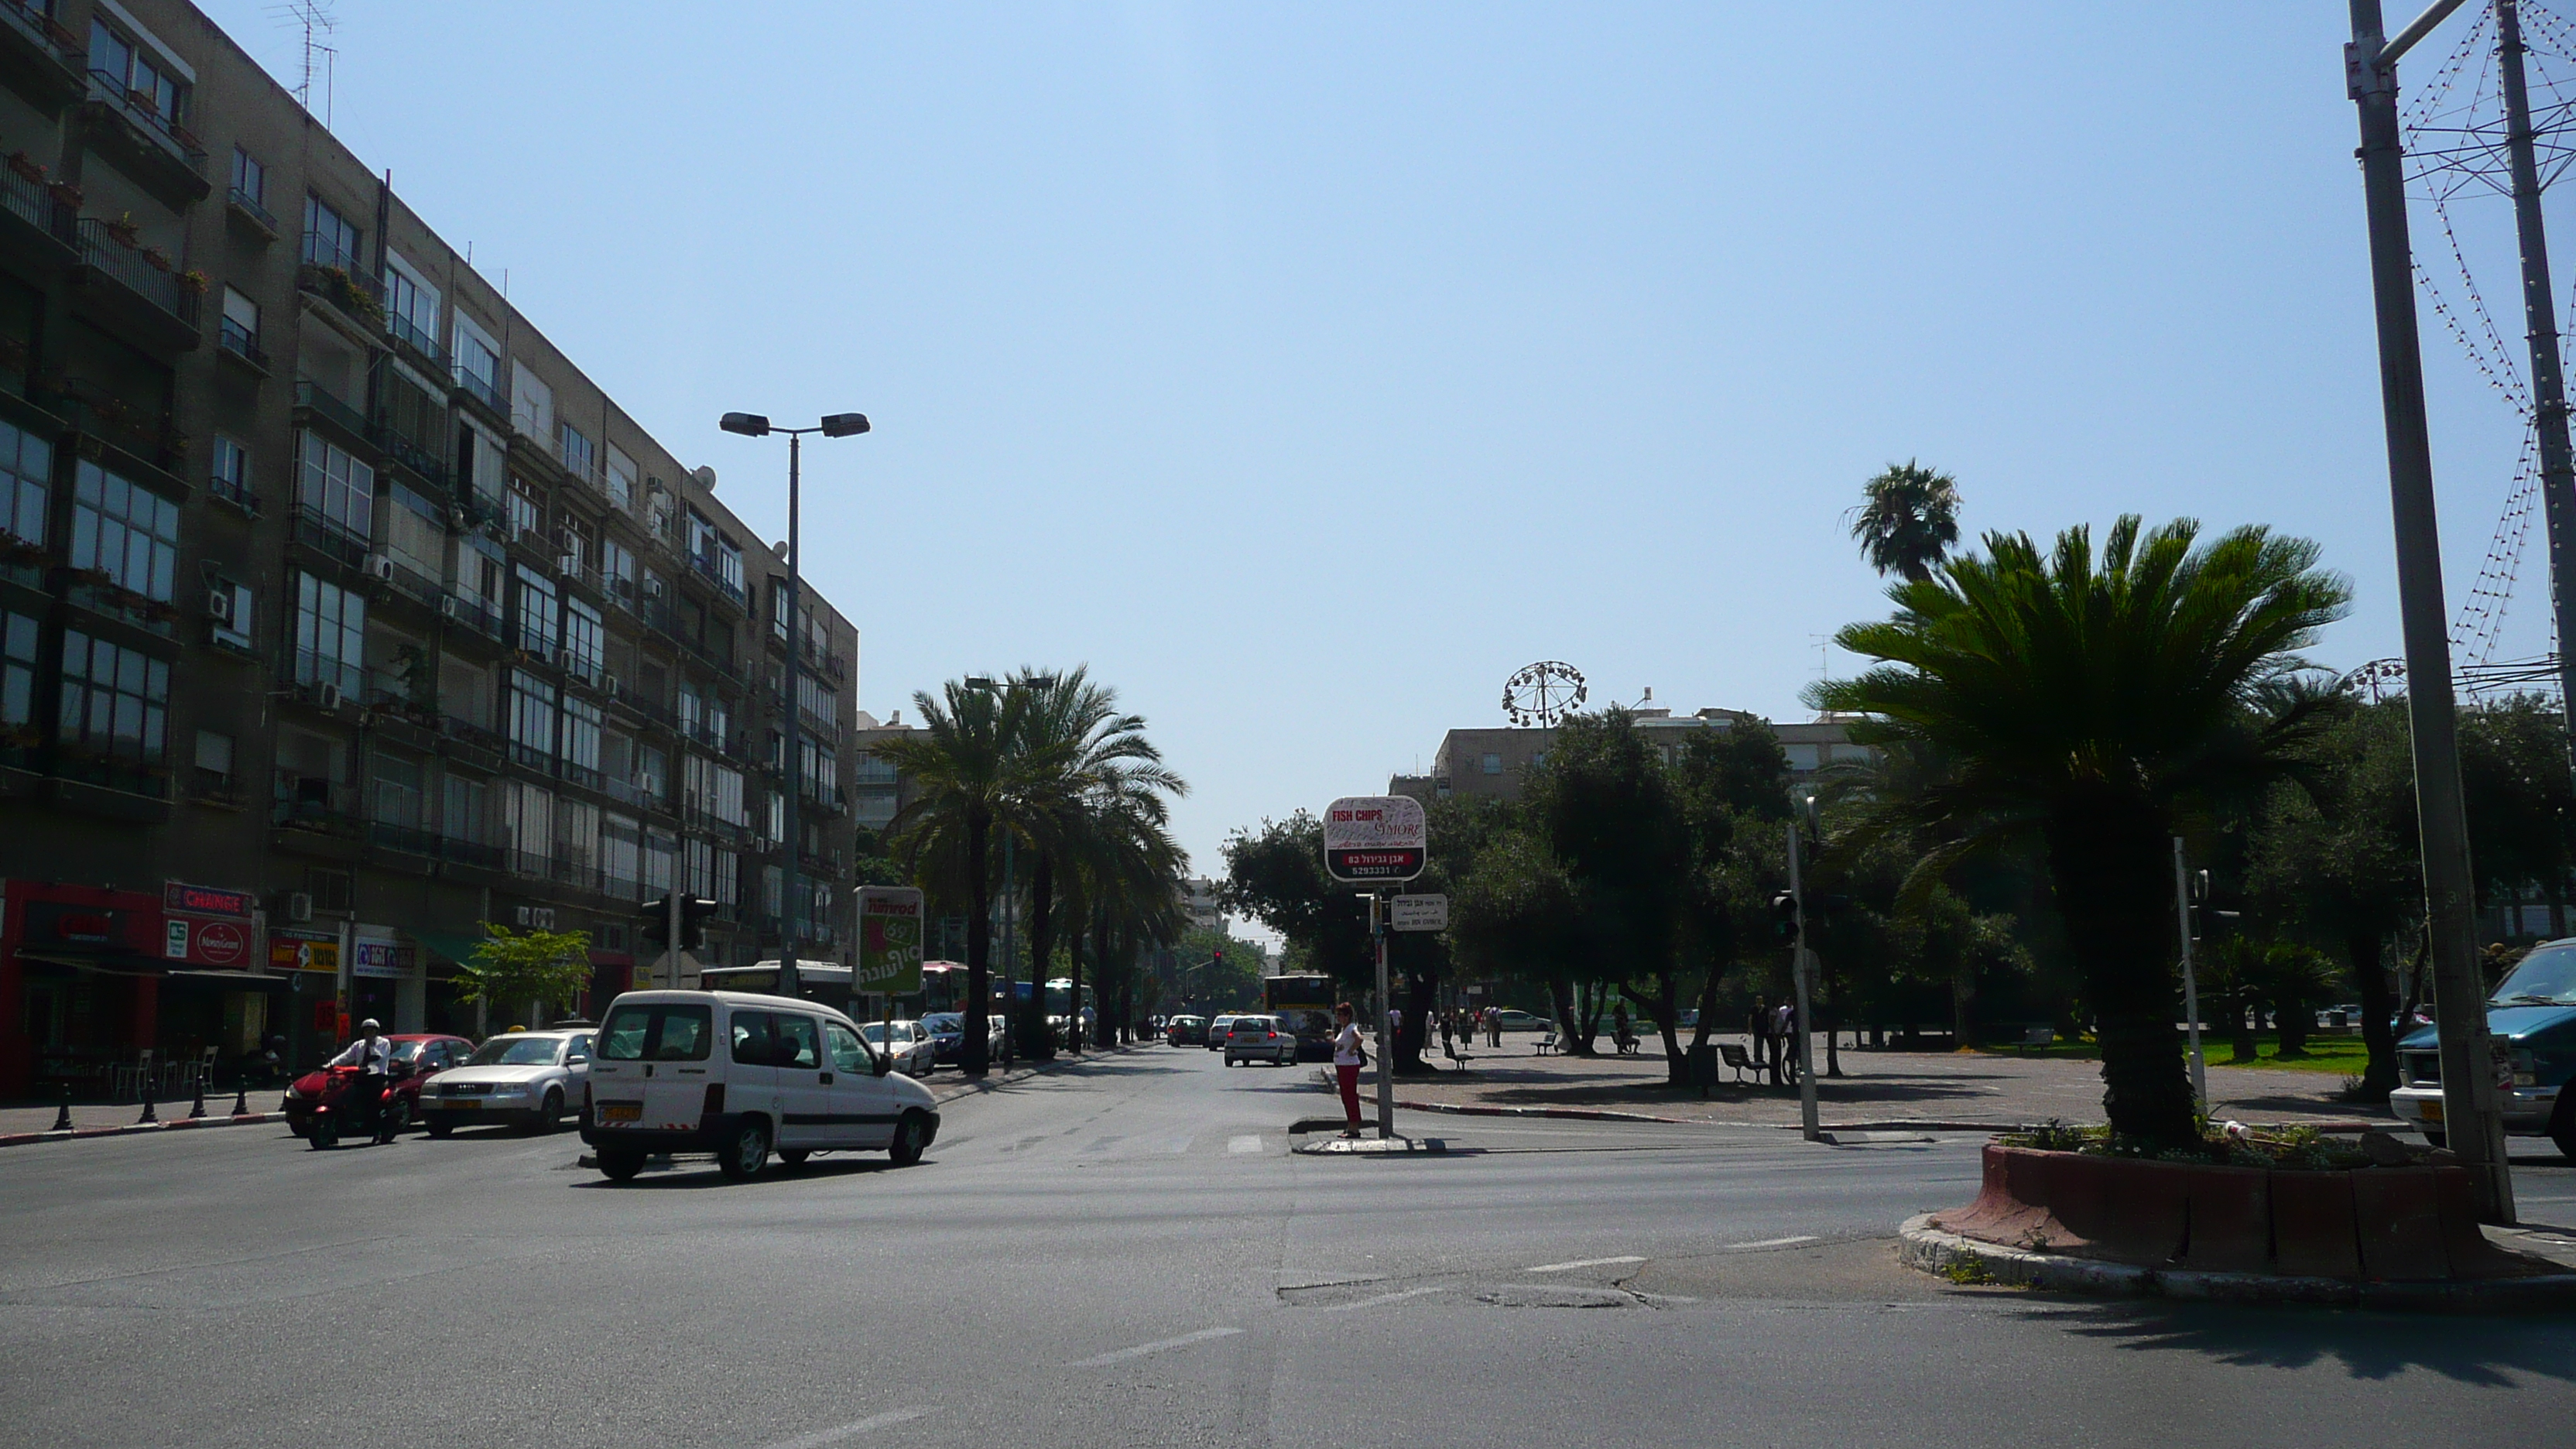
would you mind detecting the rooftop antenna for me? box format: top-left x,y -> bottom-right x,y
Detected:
271,1 -> 337,122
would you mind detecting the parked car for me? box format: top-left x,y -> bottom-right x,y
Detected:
1222,1015 -> 1297,1067
860,1019 -> 937,1077
283,1033 -> 471,1139
418,1029 -> 594,1136
584,989 -> 941,1182
922,1012 -> 971,1065
1165,1015 -> 1208,1046
2389,940 -> 2576,1156
1489,1009 -> 1548,1032
1204,1014 -> 1242,1050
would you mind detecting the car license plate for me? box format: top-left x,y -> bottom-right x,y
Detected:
446,1099 -> 478,1108
599,1101 -> 641,1124
2421,1100 -> 2444,1124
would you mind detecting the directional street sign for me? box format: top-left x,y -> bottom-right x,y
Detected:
1389,894 -> 1448,932
1323,796 -> 1427,882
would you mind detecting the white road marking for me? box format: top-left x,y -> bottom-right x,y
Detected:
1064,1325 -> 1244,1368
1167,1135 -> 1195,1153
756,1406 -> 932,1449
1321,1286 -> 1451,1312
1523,1255 -> 1646,1273
1228,1134 -> 1263,1154
1723,1235 -> 1818,1251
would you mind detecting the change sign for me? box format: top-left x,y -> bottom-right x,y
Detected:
1324,796 -> 1427,882
855,886 -> 926,996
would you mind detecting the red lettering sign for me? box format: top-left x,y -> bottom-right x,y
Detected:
163,882 -> 255,920
195,921 -> 248,966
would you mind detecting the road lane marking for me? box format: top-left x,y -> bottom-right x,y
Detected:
1723,1235 -> 1818,1251
1228,1134 -> 1262,1153
1523,1255 -> 1646,1273
1064,1326 -> 1244,1368
1320,1286 -> 1450,1312
1168,1135 -> 1195,1153
756,1406 -> 932,1449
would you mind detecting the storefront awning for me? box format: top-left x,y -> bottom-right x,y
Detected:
15,948 -> 170,978
165,969 -> 292,991
413,931 -> 489,973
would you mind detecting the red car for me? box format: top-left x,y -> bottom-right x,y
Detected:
283,1034 -> 472,1138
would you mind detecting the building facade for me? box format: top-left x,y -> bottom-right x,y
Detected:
1389,707 -> 1869,805
0,0 -> 864,1096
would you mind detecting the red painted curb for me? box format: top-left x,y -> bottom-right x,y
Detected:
0,1112 -> 286,1148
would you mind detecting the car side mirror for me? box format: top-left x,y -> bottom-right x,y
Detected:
873,1053 -> 892,1077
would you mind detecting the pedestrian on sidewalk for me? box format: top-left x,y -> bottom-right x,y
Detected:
1333,1002 -> 1366,1137
1746,996 -> 1770,1076
1772,999 -> 1798,1086
1486,1009 -> 1502,1049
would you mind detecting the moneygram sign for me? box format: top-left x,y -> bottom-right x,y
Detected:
1323,796 -> 1427,883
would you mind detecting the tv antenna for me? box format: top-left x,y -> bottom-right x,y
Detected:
271,0 -> 337,125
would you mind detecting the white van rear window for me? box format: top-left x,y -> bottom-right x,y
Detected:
600,1004 -> 712,1061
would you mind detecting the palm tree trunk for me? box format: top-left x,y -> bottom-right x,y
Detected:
1025,853 -> 1054,1058
1093,909 -> 1115,1049
1063,899 -> 1083,1055
2349,930 -> 2399,1095
2044,800 -> 2199,1148
962,807 -> 992,1077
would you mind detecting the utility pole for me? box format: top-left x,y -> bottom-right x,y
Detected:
1786,814 -> 1819,1143
2347,0 -> 2513,1221
779,430 -> 803,1002
2173,838 -> 2208,1112
2496,0 -> 2576,772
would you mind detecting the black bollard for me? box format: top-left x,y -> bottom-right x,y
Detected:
231,1081 -> 249,1115
188,1074 -> 207,1119
135,1077 -> 157,1125
50,1081 -> 70,1132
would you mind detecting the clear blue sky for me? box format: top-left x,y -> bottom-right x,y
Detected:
197,2 -> 2560,888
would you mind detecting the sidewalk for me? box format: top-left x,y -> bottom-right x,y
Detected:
1355,1035 -> 2385,1130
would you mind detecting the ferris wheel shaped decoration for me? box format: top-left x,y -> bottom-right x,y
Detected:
1502,661 -> 1588,728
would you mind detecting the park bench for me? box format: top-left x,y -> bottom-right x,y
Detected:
1716,1042 -> 1756,1084
1534,1029 -> 1560,1057
2019,1026 -> 2056,1053
1613,1029 -> 1642,1057
1441,1038 -> 1473,1071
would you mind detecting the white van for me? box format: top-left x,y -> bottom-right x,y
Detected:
581,989 -> 941,1183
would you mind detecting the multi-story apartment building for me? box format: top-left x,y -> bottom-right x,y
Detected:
0,0 -> 864,1097
1388,706 -> 1869,805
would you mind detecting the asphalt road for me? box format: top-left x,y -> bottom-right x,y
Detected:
5,1046 -> 2574,1447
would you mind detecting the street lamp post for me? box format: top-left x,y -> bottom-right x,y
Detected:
718,409 -> 868,1002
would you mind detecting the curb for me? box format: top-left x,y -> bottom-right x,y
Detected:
0,1111 -> 289,1149
1392,1098 -> 1701,1125
1896,1212 -> 2576,1312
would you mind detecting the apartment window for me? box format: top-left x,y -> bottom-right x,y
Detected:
297,431 -> 374,541
2,609 -> 36,729
301,194 -> 361,272
90,19 -> 185,130
687,511 -> 745,598
455,422 -> 505,505
382,256 -> 440,358
515,564 -> 560,657
686,838 -> 718,900
211,434 -> 250,508
0,419 -> 52,547
194,728 -> 232,783
231,146 -> 264,207
443,773 -> 489,845
452,320 -> 499,399
58,629 -> 167,763
564,598 -> 603,680
498,779 -> 553,873
606,447 -> 636,510
634,741 -> 668,801
557,420 -> 594,481
557,797 -> 600,876
762,864 -> 783,918
1481,752 -> 1502,776
507,670 -> 557,762
603,812 -> 642,893
602,538 -> 635,599
796,673 -> 838,731
70,462 -> 177,601
645,827 -> 676,893
208,577 -> 252,650
372,753 -> 424,831
220,287 -> 259,357
453,535 -> 504,617
762,789 -> 786,848
563,696 -> 603,776
511,365 -> 553,440
559,514 -> 592,574
294,572 -> 365,697
505,481 -> 541,541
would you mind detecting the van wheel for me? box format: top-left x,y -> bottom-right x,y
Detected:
777,1149 -> 810,1169
2421,1130 -> 2447,1149
717,1118 -> 771,1181
425,1118 -> 453,1139
890,1111 -> 930,1167
598,1148 -> 645,1183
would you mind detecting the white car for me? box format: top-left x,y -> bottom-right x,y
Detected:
420,1029 -> 594,1136
584,990 -> 942,1182
1222,1015 -> 1296,1067
1204,1014 -> 1243,1051
860,1019 -> 937,1077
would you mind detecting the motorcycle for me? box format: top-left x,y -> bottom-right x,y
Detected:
305,1061 -> 411,1149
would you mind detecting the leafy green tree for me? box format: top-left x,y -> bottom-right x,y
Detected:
454,925 -> 594,1023
1816,516 -> 2349,1149
1526,710 -> 1687,1064
1450,828 -> 1583,1016
1222,813 -> 1372,992
1670,724 -> 1792,1061
1848,460 -> 1963,582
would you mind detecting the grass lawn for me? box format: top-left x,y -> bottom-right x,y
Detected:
1972,1033 -> 2371,1075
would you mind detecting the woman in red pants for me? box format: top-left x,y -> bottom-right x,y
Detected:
1333,1002 -> 1365,1137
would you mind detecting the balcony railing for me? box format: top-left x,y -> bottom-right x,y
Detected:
444,593 -> 504,639
368,820 -> 441,856
84,72 -> 205,166
293,378 -> 372,440
0,0 -> 82,71
0,163 -> 71,246
387,310 -> 446,370
216,316 -> 269,371
454,367 -> 504,414
601,776 -> 662,812
226,185 -> 278,236
438,836 -> 505,871
377,423 -> 447,488
290,504 -> 369,570
290,648 -> 365,700
687,550 -> 747,607
74,218 -> 200,328
206,471 -> 259,517
295,248 -> 384,329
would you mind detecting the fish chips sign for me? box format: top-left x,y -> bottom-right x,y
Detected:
1323,796 -> 1427,883
855,886 -> 926,997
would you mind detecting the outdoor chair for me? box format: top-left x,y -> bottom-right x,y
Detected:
1716,1042 -> 1755,1084
1534,1029 -> 1560,1057
1441,1038 -> 1473,1072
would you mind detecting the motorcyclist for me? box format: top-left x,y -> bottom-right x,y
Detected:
324,1019 -> 393,1134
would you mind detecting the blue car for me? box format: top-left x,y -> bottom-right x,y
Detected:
2388,940 -> 2576,1156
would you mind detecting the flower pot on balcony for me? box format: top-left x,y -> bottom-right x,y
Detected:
45,182 -> 80,208
139,248 -> 170,272
176,269 -> 207,295
7,152 -> 46,183
104,219 -> 139,248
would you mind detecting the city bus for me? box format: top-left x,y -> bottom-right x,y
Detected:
696,961 -> 854,1015
1264,974 -> 1337,1061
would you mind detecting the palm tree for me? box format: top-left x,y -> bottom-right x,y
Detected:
1814,516 -> 2348,1149
1848,461 -> 1963,582
875,680 -> 1068,1076
1069,797 -> 1187,1048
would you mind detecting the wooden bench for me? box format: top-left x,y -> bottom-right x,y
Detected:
1716,1042 -> 1756,1084
2019,1026 -> 2056,1053
1533,1029 -> 1560,1057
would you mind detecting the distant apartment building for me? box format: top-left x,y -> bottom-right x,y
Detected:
1389,707 -> 1869,804
1181,877 -> 1227,936
0,0 -> 865,1095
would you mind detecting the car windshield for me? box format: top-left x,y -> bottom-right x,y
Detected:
467,1036 -> 563,1067
923,1015 -> 961,1033
861,1023 -> 896,1043
390,1040 -> 424,1062
2491,945 -> 2576,1005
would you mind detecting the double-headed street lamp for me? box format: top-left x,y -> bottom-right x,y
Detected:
718,409 -> 869,1002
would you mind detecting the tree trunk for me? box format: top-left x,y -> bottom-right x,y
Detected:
1023,854 -> 1055,1059
1547,977 -> 1577,1049
1093,909 -> 1115,1053
2043,799 -> 2199,1149
2229,991 -> 2259,1064
1396,972 -> 1435,1075
962,808 -> 992,1076
1063,898 -> 1083,1056
2550,872 -> 2567,940
2350,929 -> 2399,1094
2276,992 -> 2311,1058
1627,973 -> 1687,1086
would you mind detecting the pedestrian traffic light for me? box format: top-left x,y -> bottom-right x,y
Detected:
1770,890 -> 1800,944
639,895 -> 671,950
679,896 -> 719,951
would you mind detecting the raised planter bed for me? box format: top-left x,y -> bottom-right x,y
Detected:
1930,1143 -> 2544,1283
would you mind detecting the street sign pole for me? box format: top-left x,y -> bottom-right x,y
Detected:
1372,892 -> 1394,1140
2174,838 -> 2208,1112
1786,818 -> 1819,1143
1321,796 -> 1427,1143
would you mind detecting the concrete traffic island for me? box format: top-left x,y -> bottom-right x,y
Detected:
1899,1141 -> 2576,1310
1293,1135 -> 1449,1156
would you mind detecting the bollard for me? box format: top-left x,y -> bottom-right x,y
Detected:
231,1081 -> 249,1115
188,1074 -> 207,1119
135,1077 -> 157,1125
50,1081 -> 70,1132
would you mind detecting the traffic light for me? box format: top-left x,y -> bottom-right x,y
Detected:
639,896 -> 671,951
1213,947 -> 1224,967
679,896 -> 719,951
1770,890 -> 1800,944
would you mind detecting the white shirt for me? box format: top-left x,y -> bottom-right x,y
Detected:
328,1036 -> 392,1072
1334,1023 -> 1363,1067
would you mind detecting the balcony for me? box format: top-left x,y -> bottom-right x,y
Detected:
290,505 -> 370,571
77,72 -> 208,207
376,420 -> 447,490
687,550 -> 747,608
293,378 -> 374,449
438,836 -> 505,872
601,775 -> 662,813
0,159 -> 74,267
224,185 -> 277,241
50,379 -> 181,468
387,310 -> 447,373
453,367 -> 505,419
215,316 -> 269,375
206,471 -> 259,519
0,1 -> 83,112
367,820 -> 440,858
295,248 -> 384,339
69,218 -> 200,352
443,593 -> 505,642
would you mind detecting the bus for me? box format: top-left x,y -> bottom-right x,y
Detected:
1264,974 -> 1336,1061
697,961 -> 854,1015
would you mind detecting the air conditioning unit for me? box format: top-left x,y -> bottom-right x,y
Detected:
285,891 -> 313,923
314,681 -> 343,711
644,577 -> 665,598
366,553 -> 396,582
558,553 -> 581,577
439,595 -> 463,620
515,906 -> 557,930
602,673 -> 621,695
205,586 -> 234,624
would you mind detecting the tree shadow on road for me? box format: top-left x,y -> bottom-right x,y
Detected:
2024,1300 -> 2576,1386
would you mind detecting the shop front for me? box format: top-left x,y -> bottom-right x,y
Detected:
350,932 -> 423,1034
266,928 -> 342,1072
0,879 -> 278,1097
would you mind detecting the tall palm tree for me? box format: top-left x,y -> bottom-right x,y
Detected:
875,680 -> 1068,1076
1848,461 -> 1963,582
1814,516 -> 2348,1149
1070,796 -> 1187,1048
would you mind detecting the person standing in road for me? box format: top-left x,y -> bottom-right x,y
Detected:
1333,1002 -> 1366,1137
